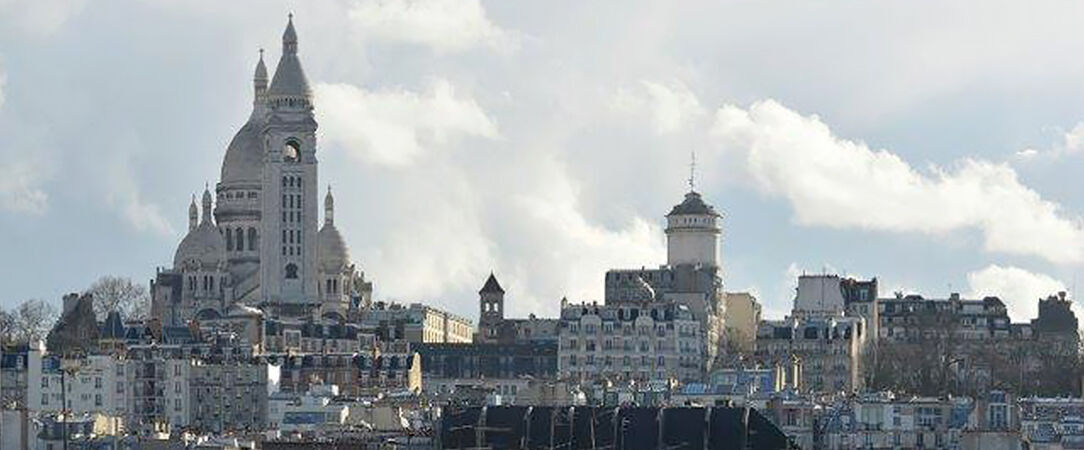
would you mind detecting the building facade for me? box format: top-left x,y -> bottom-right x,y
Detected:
362,302 -> 473,344
558,301 -> 704,383
604,191 -> 727,371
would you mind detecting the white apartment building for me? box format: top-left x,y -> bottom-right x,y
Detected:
558,301 -> 704,383
27,346 -> 129,421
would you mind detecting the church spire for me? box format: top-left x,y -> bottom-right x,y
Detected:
283,13 -> 298,55
267,14 -> 311,102
188,194 -> 198,231
324,185 -> 334,226
254,48 -> 268,98
201,186 -> 213,225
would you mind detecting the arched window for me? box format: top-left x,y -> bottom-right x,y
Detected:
248,227 -> 257,251
284,140 -> 301,163
282,176 -> 288,187
225,228 -> 233,251
285,263 -> 299,279
235,227 -> 244,251
326,279 -> 332,293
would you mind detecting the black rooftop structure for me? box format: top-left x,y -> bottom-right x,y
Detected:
441,405 -> 796,450
667,191 -> 719,216
480,273 -> 505,294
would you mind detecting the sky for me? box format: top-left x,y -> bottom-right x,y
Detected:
3,0 -> 1084,323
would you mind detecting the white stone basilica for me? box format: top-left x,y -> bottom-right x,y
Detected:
151,16 -> 372,326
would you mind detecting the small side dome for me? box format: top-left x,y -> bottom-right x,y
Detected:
173,222 -> 227,269
317,223 -> 350,272
173,189 -> 227,269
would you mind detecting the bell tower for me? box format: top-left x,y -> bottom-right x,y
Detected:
260,14 -> 320,306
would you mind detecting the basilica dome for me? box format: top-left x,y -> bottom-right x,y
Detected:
174,190 -> 227,269
318,188 -> 350,272
220,117 -> 264,185
318,223 -> 350,272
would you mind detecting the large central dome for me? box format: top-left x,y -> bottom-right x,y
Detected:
220,117 -> 264,185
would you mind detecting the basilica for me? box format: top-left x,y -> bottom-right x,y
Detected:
150,16 -> 372,326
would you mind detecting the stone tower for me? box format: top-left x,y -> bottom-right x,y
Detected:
665,191 -> 721,268
259,15 -> 320,306
478,273 -> 505,328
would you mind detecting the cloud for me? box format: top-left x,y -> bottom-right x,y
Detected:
0,160 -> 48,215
315,80 -> 499,166
347,0 -> 519,53
611,80 -> 707,134
712,99 -> 1084,264
966,264 -> 1066,322
1016,122 -> 1084,160
103,158 -> 175,237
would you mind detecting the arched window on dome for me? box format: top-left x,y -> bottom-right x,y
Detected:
284,140 -> 301,163
285,263 -> 299,279
225,228 -> 233,251
235,227 -> 244,251
248,227 -> 257,251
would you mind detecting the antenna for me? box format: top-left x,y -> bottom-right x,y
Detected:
688,150 -> 697,191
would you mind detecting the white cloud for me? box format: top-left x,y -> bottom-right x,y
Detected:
0,160 -> 47,215
348,0 -> 519,53
611,80 -> 706,134
315,80 -> 499,166
712,99 -> 1084,264
99,142 -> 175,237
966,264 -> 1066,322
1016,122 -> 1084,160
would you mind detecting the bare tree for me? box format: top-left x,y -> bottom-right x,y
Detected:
85,275 -> 149,321
13,299 -> 58,343
0,309 -> 15,344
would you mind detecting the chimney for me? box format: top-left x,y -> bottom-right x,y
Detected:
62,293 -> 80,316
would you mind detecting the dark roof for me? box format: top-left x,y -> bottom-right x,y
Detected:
667,191 -> 718,216
100,311 -> 126,340
480,273 -> 505,294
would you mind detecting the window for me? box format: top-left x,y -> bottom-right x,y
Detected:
42,377 -> 48,388
41,393 -> 47,405
94,377 -> 101,389
285,264 -> 299,279
284,140 -> 301,162
95,394 -> 102,407
226,228 -> 233,250
235,227 -> 244,250
248,227 -> 257,251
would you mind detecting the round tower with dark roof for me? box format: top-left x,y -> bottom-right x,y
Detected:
665,191 -> 722,268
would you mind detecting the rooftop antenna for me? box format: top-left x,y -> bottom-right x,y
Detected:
688,150 -> 697,192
